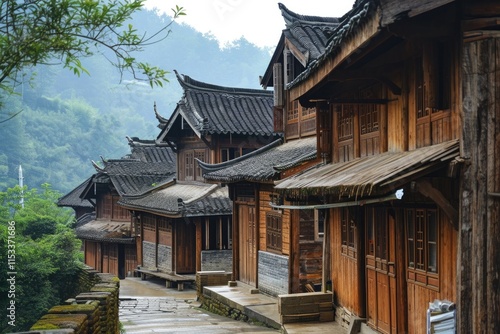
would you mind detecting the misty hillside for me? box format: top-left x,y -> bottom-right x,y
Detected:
0,9 -> 274,193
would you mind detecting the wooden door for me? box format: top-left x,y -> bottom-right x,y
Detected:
238,204 -> 257,286
176,222 -> 196,274
366,208 -> 397,334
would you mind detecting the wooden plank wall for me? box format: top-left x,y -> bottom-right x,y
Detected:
406,210 -> 457,334
330,208 -> 362,315
125,244 -> 137,275
259,186 -> 291,256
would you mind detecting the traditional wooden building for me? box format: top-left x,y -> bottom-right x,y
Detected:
60,137 -> 176,279
57,177 -> 94,219
204,0 -> 500,333
200,4 -> 340,296
268,0 -> 499,333
118,72 -> 279,275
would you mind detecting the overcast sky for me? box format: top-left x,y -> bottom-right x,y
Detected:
144,0 -> 355,48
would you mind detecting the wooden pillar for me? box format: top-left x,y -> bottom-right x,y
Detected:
322,209 -> 331,293
460,37 -> 500,333
232,190 -> 239,281
289,209 -> 300,293
196,218 -> 202,272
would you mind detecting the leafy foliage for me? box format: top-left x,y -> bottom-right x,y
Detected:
0,0 -> 185,119
0,9 -> 272,195
0,184 -> 82,333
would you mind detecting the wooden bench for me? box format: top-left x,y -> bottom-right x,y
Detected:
136,268 -> 195,291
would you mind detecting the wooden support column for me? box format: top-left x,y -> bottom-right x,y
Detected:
460,36 -> 500,334
290,209 -> 300,293
196,218 -> 202,272
322,209 -> 331,293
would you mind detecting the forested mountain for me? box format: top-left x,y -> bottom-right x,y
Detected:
0,9 -> 272,193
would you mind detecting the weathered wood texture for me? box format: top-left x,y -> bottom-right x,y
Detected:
330,208 -> 363,315
278,292 -> 334,324
460,36 -> 500,334
407,210 -> 457,334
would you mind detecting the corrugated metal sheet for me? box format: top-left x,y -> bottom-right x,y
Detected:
275,140 -> 459,198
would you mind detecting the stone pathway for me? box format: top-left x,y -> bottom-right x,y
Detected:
119,277 -> 279,333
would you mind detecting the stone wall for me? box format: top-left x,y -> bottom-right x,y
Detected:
13,267 -> 120,334
257,251 -> 289,297
157,244 -> 172,272
142,241 -> 156,269
195,271 -> 232,298
201,250 -> 232,272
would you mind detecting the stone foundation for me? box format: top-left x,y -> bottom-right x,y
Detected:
11,267 -> 120,334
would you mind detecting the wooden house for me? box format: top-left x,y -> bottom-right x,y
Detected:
201,0 -> 500,332
118,72 -> 280,275
61,137 -> 176,279
57,178 -> 94,219
268,0 -> 499,333
199,4 -> 340,296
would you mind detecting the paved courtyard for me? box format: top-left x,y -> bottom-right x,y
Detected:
119,277 -> 279,334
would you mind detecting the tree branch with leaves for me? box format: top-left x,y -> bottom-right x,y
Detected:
0,0 -> 185,96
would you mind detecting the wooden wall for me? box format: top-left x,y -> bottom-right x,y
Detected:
407,211 -> 457,334
330,208 -> 363,315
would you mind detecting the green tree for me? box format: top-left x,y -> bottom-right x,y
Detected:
0,0 -> 185,121
0,184 -> 82,333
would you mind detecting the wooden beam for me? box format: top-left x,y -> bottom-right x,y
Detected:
415,180 -> 458,228
328,71 -> 402,95
462,17 -> 500,31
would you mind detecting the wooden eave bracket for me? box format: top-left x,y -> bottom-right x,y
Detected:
414,179 -> 458,229
327,71 -> 402,96
462,17 -> 500,32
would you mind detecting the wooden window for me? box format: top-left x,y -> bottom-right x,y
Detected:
288,100 -> 299,121
142,214 -> 156,243
185,151 -> 194,181
341,207 -> 357,258
112,195 -> 129,221
98,194 -> 112,219
336,104 -> 355,162
314,209 -> 325,242
302,106 -> 316,118
299,209 -> 315,241
415,42 -> 452,148
266,212 -> 282,252
202,217 -> 232,250
406,208 -> 439,289
194,149 -> 206,181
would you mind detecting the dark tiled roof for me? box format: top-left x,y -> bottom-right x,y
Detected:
200,137 -> 317,183
286,0 -> 380,89
157,71 -> 275,140
280,3 -> 340,62
126,136 -> 176,163
93,139 -> 177,196
57,177 -> 94,208
118,182 -> 232,218
261,4 -> 342,87
75,213 -> 135,244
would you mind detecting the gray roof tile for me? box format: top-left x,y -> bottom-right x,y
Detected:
119,182 -> 232,217
158,72 -> 276,139
57,177 -> 94,208
75,213 -> 135,244
200,137 -> 317,182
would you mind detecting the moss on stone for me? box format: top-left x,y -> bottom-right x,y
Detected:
49,303 -> 98,314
